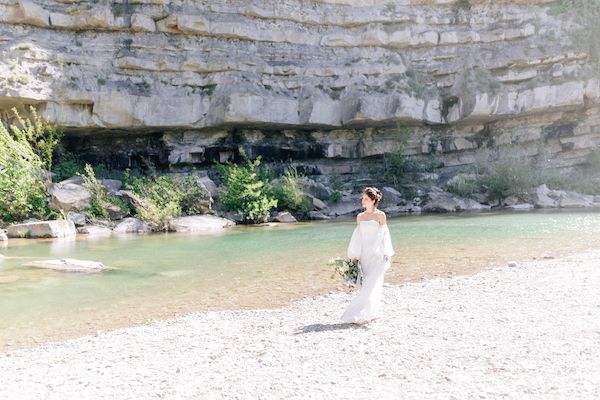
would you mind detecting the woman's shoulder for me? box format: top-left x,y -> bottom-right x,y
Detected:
375,210 -> 387,224
356,212 -> 365,223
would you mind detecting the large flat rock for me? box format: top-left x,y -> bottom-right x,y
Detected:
6,220 -> 77,238
168,215 -> 235,233
25,258 -> 107,273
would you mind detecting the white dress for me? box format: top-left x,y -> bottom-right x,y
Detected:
341,220 -> 395,323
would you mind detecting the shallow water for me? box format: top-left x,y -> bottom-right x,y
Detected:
2,209 -> 600,350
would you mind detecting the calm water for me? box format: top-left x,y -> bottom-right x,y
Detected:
2,209 -> 600,349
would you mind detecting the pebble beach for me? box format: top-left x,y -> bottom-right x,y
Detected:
1,250 -> 599,400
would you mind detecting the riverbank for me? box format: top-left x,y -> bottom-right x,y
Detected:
1,249 -> 599,399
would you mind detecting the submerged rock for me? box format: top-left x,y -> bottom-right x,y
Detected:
6,220 -> 77,238
26,258 -> 107,273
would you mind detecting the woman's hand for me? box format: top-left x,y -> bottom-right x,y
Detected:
352,258 -> 359,264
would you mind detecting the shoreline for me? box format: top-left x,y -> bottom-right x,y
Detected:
2,249 -> 599,399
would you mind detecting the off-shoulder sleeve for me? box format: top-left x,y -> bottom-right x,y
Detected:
382,224 -> 395,257
347,225 -> 362,260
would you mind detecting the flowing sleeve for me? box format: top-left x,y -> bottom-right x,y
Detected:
347,225 -> 361,260
382,224 -> 395,257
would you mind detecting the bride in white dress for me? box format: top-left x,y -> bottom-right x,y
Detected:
341,187 -> 395,324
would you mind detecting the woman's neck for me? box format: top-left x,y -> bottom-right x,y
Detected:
365,206 -> 376,214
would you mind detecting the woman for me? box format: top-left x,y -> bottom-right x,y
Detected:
341,187 -> 394,324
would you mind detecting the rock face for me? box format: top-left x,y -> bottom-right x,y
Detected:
6,220 -> 77,238
0,1 -> 599,179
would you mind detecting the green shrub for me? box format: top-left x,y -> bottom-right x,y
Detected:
126,174 -> 184,230
12,106 -> 61,171
79,164 -> 129,220
0,109 -> 52,222
446,176 -> 480,198
173,172 -> 211,215
330,191 -> 342,203
53,149 -> 85,182
269,166 -> 311,214
478,161 -> 535,201
216,151 -> 277,224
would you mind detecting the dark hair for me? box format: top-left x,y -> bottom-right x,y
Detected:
363,187 -> 383,206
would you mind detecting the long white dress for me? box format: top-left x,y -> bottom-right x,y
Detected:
341,219 -> 395,323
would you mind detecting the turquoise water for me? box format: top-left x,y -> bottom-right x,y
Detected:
1,209 -> 600,349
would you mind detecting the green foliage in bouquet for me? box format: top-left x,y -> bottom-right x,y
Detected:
328,257 -> 362,286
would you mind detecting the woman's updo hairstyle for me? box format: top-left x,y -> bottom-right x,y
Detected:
363,187 -> 383,207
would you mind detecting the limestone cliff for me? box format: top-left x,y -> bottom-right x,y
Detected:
0,0 -> 598,172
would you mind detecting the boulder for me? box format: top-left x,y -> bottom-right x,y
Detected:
113,218 -> 151,234
66,211 -> 86,227
503,196 -> 520,206
117,190 -> 144,208
506,203 -> 534,210
308,211 -> 332,220
199,176 -> 218,199
555,190 -> 595,208
298,177 -> 334,200
63,175 -> 85,185
6,220 -> 77,238
379,187 -> 403,209
77,225 -> 113,237
273,211 -> 297,223
326,196 -> 362,216
168,215 -> 235,233
106,204 -> 127,220
26,258 -> 107,273
101,179 -> 122,194
312,196 -> 328,211
530,184 -> 559,208
48,180 -> 91,212
422,187 -> 490,212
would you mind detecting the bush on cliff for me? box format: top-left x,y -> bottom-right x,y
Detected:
216,151 -> 277,224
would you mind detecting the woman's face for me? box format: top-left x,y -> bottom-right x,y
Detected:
361,193 -> 375,209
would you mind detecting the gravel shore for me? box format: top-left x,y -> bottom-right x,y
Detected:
1,250 -> 599,400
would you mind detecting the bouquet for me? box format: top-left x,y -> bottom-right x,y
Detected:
328,257 -> 362,286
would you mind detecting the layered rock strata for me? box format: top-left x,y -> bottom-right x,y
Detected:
0,0 -> 598,173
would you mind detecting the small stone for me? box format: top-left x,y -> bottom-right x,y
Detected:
507,261 -> 519,267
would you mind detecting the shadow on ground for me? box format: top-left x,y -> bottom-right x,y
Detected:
293,323 -> 367,335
